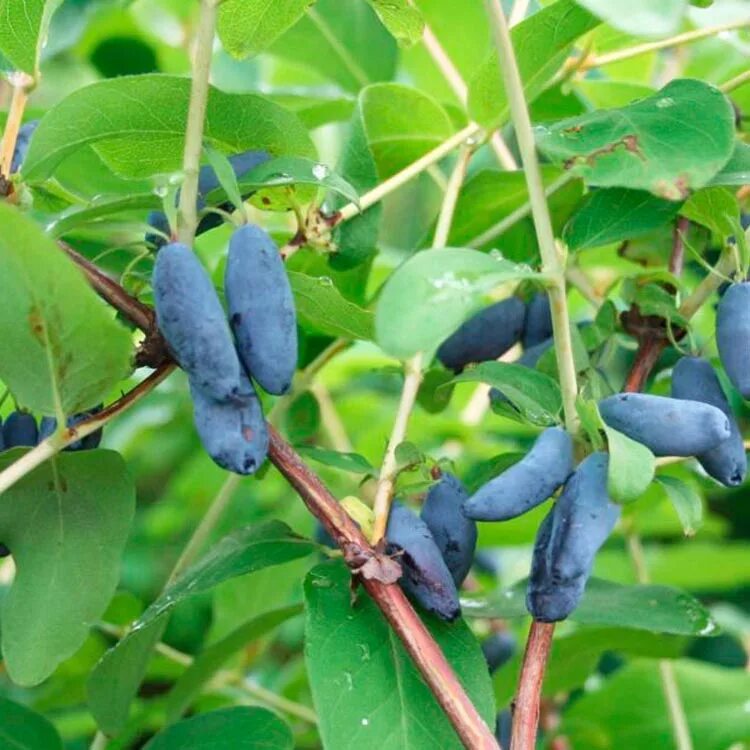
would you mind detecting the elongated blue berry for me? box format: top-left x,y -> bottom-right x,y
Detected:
386,502 -> 460,622
154,242 -> 243,403
527,453 -> 619,622
226,224 -> 298,395
437,297 -> 526,373
522,293 -> 552,349
3,412 -> 38,448
40,409 -> 104,451
420,473 -> 477,586
671,356 -> 747,486
716,282 -> 750,398
464,427 -> 573,521
190,375 -> 268,475
599,392 -> 730,457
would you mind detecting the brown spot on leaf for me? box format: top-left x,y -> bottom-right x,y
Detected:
28,306 -> 45,343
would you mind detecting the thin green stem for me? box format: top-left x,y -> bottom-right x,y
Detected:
168,473 -> 241,584
468,172 -> 575,249
89,730 -> 108,750
721,68 -> 750,94
627,533 -> 693,750
0,73 -> 33,178
371,141 -> 473,544
336,123 -> 480,223
484,0 -> 579,435
584,17 -> 750,70
177,0 -> 218,244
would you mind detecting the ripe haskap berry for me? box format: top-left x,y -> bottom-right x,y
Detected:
464,427 -> 573,521
527,453 -> 620,622
386,502 -> 460,622
481,631 -> 516,674
522,293 -> 553,349
190,374 -> 269,475
598,392 -> 730,457
225,224 -> 298,395
153,242 -> 243,403
671,357 -> 747,486
420,473 -> 477,586
716,282 -> 750,399
0,543 -> 10,558
437,297 -> 526,373
11,120 -> 39,174
3,412 -> 38,448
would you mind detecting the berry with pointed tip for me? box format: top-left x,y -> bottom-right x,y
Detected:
464,427 -> 573,521
522,293 -> 553,349
190,375 -> 269,475
716,282 -> 750,398
671,356 -> 747,486
153,242 -> 243,403
3,412 -> 38,448
225,224 -> 298,395
386,502 -> 461,622
598,392 -> 730,457
437,297 -> 526,373
420,473 -> 477,586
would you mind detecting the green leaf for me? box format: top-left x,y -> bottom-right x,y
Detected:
88,521 -> 313,735
359,82 -> 454,178
0,203 -> 132,416
330,103 -> 380,268
139,521 -> 314,630
288,271 -> 375,340
47,194 -> 161,238
573,0 -> 687,37
603,424 -> 656,504
417,368 -> 455,414
536,79 -> 736,200
451,361 -> 563,427
0,0 -> 61,75
87,615 -> 169,736
448,167 -> 577,248
576,397 -> 606,451
374,248 -> 540,359
710,141 -> 750,186
295,445 -> 375,475
680,186 -> 741,239
563,188 -> 681,251
165,606 -> 302,723
468,0 -> 600,127
657,475 -> 703,537
559,660 -> 750,750
0,696 -> 64,750
305,561 -> 496,749
217,0 -> 315,60
365,0 -> 424,46
0,450 -> 135,686
203,143 -> 244,211
226,156 -> 360,206
22,75 -> 315,182
144,707 -> 293,750
271,0 -> 397,94
269,94 -> 356,130
464,578 -> 718,636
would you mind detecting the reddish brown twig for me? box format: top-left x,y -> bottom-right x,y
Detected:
510,621 -> 555,749
59,242 -> 170,367
267,427 -> 497,749
60,244 -> 498,750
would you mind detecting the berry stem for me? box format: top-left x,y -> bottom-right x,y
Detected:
177,0 -> 219,245
0,73 -> 33,181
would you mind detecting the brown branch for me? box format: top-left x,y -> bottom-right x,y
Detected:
60,243 -> 497,749
267,427 -> 498,749
59,241 -> 170,368
510,621 -> 554,749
